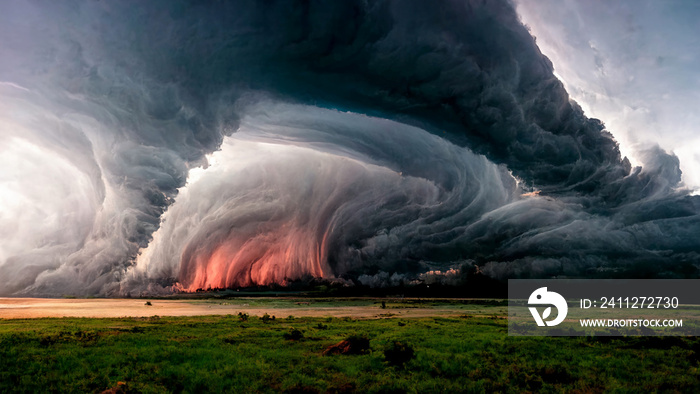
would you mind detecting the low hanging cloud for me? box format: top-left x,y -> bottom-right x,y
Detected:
122,102 -> 517,293
0,0 -> 698,296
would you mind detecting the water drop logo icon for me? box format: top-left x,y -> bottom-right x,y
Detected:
528,287 -> 568,327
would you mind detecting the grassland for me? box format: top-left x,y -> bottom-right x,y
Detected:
1,299 -> 699,393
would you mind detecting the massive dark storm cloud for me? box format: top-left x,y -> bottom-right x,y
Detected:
0,0 -> 698,296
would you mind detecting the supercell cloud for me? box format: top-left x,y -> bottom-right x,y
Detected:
0,0 -> 698,296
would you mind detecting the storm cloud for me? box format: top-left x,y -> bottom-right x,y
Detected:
0,0 -> 698,296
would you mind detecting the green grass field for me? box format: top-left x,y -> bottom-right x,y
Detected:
2,300 -> 700,393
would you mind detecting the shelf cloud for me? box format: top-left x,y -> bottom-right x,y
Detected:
0,0 -> 697,296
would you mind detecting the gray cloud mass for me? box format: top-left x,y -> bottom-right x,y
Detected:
0,0 -> 697,296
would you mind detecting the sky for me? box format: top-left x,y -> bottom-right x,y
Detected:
0,0 -> 698,296
515,0 -> 700,192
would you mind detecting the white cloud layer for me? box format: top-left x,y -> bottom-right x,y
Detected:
516,0 -> 700,190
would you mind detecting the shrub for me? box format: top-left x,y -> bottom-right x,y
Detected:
238,312 -> 249,321
323,334 -> 370,356
283,328 -> 304,341
383,341 -> 415,366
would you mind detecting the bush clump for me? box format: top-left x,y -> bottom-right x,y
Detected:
283,328 -> 304,341
383,341 -> 415,366
323,334 -> 370,356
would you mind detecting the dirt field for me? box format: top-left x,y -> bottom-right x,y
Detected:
0,297 -> 492,319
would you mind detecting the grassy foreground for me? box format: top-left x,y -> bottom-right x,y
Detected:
1,309 -> 700,393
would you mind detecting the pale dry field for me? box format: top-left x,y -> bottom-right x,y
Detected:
0,297 -> 485,319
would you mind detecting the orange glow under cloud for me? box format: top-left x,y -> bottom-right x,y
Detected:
521,190 -> 540,197
177,225 -> 331,291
